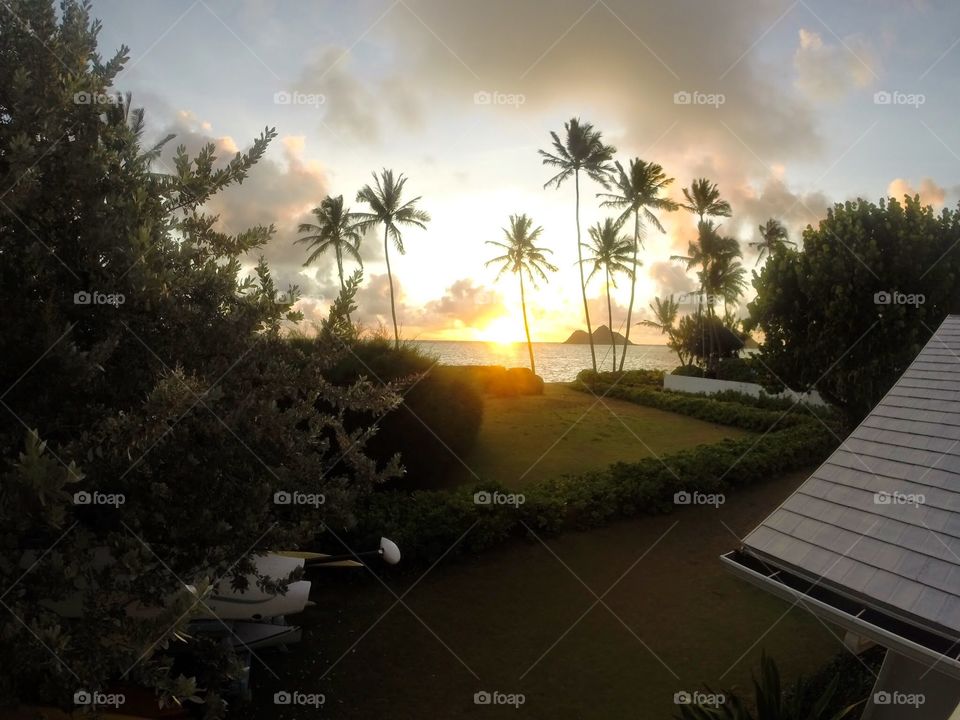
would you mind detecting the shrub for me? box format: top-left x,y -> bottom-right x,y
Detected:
715,356 -> 757,382
671,364 -> 704,377
442,365 -> 544,396
574,380 -> 830,433
575,368 -> 665,387
301,337 -> 485,488
370,368 -> 484,488
786,646 -> 883,716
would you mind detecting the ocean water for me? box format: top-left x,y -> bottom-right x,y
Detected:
411,341 -> 679,383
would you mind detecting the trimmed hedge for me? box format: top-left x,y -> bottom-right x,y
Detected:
574,376 -> 826,432
575,368 -> 665,388
576,370 -> 834,416
345,385 -> 837,566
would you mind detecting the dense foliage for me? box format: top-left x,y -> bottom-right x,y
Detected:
0,3 -> 398,713
746,196 -> 960,421
675,652 -> 866,719
308,337 -> 485,488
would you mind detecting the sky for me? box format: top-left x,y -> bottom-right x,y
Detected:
91,0 -> 960,342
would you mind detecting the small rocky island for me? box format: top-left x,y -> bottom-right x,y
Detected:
563,325 -> 633,345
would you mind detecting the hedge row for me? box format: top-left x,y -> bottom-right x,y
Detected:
345,389 -> 837,566
574,377 -> 829,431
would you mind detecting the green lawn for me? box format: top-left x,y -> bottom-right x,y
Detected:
239,470 -> 840,719
456,383 -> 752,488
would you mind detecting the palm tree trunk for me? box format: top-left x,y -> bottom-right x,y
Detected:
618,209 -> 640,372
575,171 -> 597,372
519,271 -> 535,375
606,268 -> 616,372
383,225 -> 400,349
336,245 -> 350,323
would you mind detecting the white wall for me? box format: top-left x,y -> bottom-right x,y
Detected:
663,374 -> 829,407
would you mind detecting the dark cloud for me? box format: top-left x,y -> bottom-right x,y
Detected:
376,0 -> 822,160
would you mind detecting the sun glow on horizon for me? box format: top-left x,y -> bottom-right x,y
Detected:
474,316 -> 526,345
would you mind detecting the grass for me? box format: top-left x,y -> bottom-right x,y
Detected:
239,469 -> 840,719
456,383 -> 752,488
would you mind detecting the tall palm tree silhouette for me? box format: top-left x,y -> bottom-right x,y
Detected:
582,218 -> 633,372
296,195 -> 363,320
485,214 -> 558,375
355,169 -> 430,348
599,158 -> 678,370
539,118 -> 616,372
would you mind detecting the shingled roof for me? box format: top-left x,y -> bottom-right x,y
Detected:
724,315 -> 960,673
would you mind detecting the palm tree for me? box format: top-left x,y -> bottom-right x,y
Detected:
485,214 -> 558,375
680,177 -> 732,222
354,169 -> 430,348
581,218 -> 633,371
296,195 -> 364,321
674,179 -> 733,373
599,158 -> 678,371
707,252 -> 748,312
640,295 -> 688,366
672,220 -> 744,372
749,218 -> 795,266
540,118 -> 616,372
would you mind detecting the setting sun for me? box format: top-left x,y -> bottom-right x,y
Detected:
475,316 -> 523,344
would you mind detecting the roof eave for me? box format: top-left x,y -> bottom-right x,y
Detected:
721,549 -> 960,681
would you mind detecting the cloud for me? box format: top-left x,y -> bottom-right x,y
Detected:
367,0 -> 823,161
648,261 -> 696,299
793,28 -> 876,101
887,177 -> 946,207
355,272 -> 403,324
422,278 -> 504,327
289,47 -> 423,143
733,177 -> 830,236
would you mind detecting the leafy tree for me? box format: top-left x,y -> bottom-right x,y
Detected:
641,295 -> 689,366
297,195 -> 363,318
540,117 -> 616,372
0,2 -> 398,713
676,313 -> 744,364
485,214 -> 558,375
355,169 -> 430,349
582,219 -> 634,371
598,159 -> 678,370
749,218 -> 794,266
746,196 -> 960,420
674,653 -> 861,719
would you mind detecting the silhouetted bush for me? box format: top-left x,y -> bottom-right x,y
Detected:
440,365 -> 544,396
786,646 -> 883,717
671,363 -> 705,377
293,336 -> 485,488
